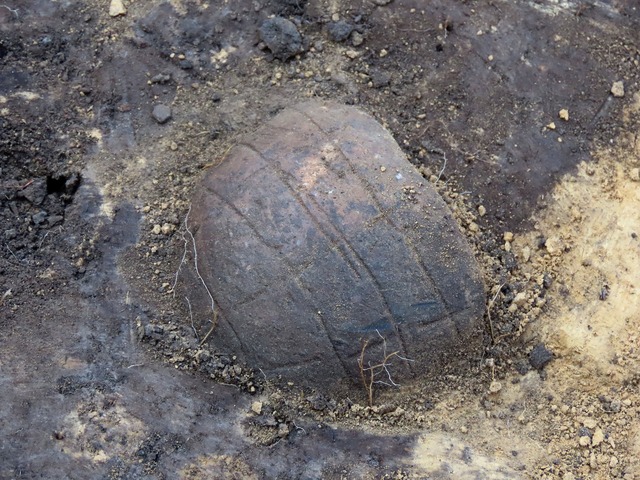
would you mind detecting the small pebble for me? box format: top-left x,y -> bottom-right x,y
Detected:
32,211 -> 48,225
512,291 -> 527,306
251,401 -> 263,415
179,59 -> 193,70
161,223 -> 174,235
351,31 -> 364,47
592,427 -> 604,447
609,399 -> 622,412
278,423 -> 290,437
559,109 -> 569,121
152,104 -> 172,124
611,80 -> 625,98
48,215 -> 63,227
488,380 -> 502,394
545,237 -> 563,255
109,0 -> 126,17
150,73 -> 171,84
370,69 -> 391,88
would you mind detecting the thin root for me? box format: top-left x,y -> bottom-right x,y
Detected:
0,5 -> 19,18
358,329 -> 413,406
171,205 -> 219,346
199,310 -> 218,346
185,296 -> 199,341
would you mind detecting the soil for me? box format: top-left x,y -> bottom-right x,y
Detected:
1,0 -> 639,479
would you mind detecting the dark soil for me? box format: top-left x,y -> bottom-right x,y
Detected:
1,0 -> 639,478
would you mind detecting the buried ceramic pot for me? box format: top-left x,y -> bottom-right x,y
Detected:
186,101 -> 486,392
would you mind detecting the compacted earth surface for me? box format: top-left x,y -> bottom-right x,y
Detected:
1,0 -> 640,478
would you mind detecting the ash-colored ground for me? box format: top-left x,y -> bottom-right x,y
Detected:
1,1 -> 639,479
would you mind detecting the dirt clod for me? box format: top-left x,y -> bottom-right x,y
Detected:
259,17 -> 303,61
529,343 -> 554,370
327,20 -> 354,42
